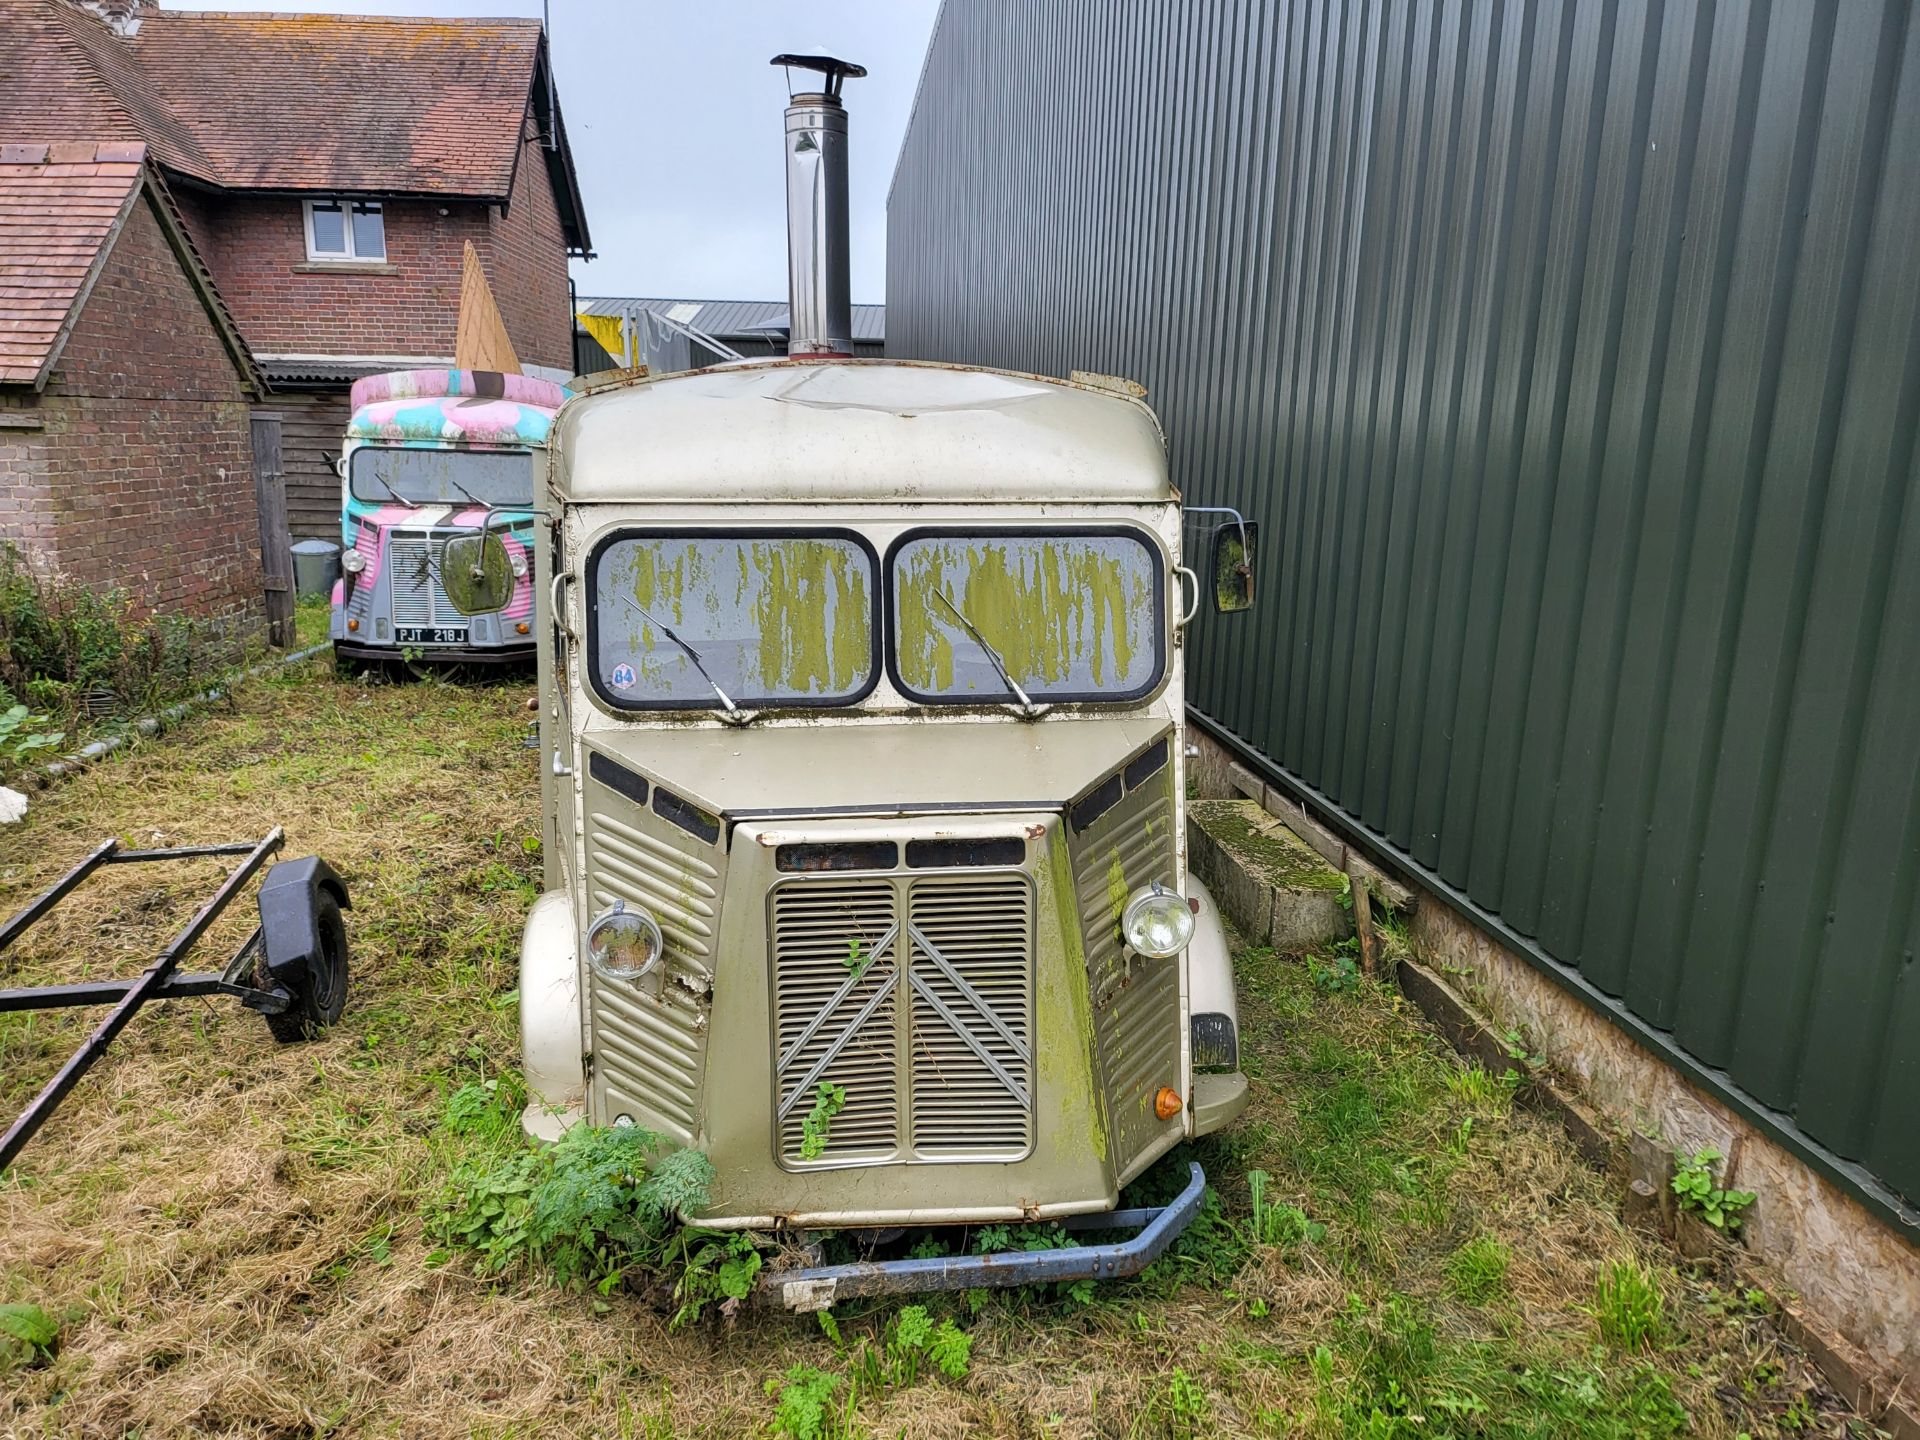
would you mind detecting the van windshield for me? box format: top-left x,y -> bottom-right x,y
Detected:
890,530 -> 1164,702
349,447 -> 533,507
591,532 -> 877,708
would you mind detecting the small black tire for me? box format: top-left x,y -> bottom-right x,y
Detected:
263,890 -> 349,1044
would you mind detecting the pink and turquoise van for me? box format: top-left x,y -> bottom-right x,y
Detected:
329,369 -> 568,665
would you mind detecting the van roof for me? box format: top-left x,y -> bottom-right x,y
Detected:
347,370 -> 568,450
349,369 -> 569,411
554,359 -> 1171,504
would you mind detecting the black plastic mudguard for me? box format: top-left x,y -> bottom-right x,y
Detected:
257,856 -> 351,991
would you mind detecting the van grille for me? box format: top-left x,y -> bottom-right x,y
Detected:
771,871 -> 1033,1166
588,811 -> 719,963
585,802 -> 721,1145
1071,761 -> 1180,1174
386,533 -> 462,629
908,876 -> 1033,1156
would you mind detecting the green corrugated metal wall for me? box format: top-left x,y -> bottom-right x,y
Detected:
887,0 -> 1920,1230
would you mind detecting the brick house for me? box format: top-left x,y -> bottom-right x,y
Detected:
0,0 -> 590,540
0,142 -> 266,630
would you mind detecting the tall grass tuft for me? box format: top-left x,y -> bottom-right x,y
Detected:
1593,1260 -> 1666,1350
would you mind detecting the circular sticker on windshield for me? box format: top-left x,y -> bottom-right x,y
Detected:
609,662 -> 636,691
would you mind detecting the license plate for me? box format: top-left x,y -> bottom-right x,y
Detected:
396,626 -> 467,646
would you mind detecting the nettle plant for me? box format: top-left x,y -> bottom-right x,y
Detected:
0,702 -> 62,770
432,1079 -> 726,1311
1671,1147 -> 1756,1233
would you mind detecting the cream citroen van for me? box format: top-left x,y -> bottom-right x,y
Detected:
509,53 -> 1258,1306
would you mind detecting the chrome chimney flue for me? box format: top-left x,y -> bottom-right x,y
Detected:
771,52 -> 865,358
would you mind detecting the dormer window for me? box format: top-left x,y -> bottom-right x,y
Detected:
304,199 -> 386,262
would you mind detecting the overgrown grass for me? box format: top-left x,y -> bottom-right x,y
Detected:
0,542 -> 250,735
0,666 -> 1865,1437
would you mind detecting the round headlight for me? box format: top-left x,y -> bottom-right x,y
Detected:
585,900 -> 664,983
340,547 -> 368,575
509,552 -> 529,579
1122,880 -> 1194,959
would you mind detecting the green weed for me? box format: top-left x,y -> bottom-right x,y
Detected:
1444,1063 -> 1508,1112
971,1220 -> 1101,1305
0,1302 -> 58,1372
765,1364 -> 850,1440
1308,950 -> 1362,993
1672,1148 -> 1756,1233
0,703 -> 61,766
0,540 -> 230,728
1313,1292 -> 1691,1438
1444,1115 -> 1475,1158
799,1081 -> 846,1161
442,1074 -> 527,1146
671,1231 -> 762,1329
842,937 -> 869,976
849,1304 -> 972,1388
1501,1025 -> 1547,1069
768,1306 -> 972,1438
1245,1168 -> 1325,1248
1165,1366 -> 1210,1439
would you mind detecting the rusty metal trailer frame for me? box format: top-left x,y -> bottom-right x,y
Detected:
0,831 -> 349,1170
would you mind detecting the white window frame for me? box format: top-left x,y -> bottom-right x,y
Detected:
303,198 -> 387,262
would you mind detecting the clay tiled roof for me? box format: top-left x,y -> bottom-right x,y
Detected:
0,4 -> 212,177
128,10 -> 544,197
0,4 -> 588,244
0,139 -> 259,391
0,140 -> 146,387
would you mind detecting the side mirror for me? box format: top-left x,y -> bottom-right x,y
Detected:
441,530 -> 514,615
1210,521 -> 1258,613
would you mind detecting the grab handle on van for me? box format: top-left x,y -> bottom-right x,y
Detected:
547,571 -> 575,778
1175,565 -> 1201,627
550,572 -> 576,643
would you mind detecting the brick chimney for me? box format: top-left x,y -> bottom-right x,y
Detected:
67,0 -> 153,38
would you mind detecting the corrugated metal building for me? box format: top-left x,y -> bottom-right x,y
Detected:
576,296 -> 886,371
887,0 -> 1920,1230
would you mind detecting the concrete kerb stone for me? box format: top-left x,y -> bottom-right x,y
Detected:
1187,797 -> 1350,954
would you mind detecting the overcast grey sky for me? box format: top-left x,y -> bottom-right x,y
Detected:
159,0 -> 942,304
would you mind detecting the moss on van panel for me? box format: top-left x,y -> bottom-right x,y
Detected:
1042,826 -> 1109,1165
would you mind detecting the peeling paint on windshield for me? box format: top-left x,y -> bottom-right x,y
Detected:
893,533 -> 1160,700
594,535 -> 873,705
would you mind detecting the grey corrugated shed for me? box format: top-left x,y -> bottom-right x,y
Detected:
889,0 -> 1920,1232
578,296 -> 886,346
259,357 -> 414,386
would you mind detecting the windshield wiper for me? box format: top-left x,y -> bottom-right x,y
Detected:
436,469 -> 494,517
365,465 -> 493,517
614,592 -> 752,725
365,467 -> 406,504
934,589 -> 1044,720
